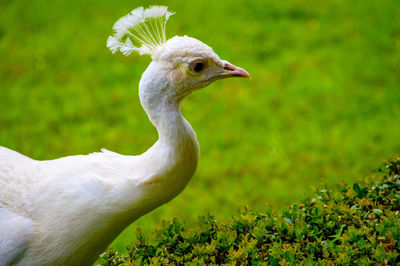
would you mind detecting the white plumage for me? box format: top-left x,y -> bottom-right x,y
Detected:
0,6 -> 249,265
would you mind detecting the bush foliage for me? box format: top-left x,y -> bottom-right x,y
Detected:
100,158 -> 400,265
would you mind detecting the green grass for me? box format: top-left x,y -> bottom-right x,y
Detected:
1,0 -> 400,257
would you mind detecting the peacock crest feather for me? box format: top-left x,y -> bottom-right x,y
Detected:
107,6 -> 174,56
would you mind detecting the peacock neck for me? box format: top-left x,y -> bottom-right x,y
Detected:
138,68 -> 199,158
138,73 -> 199,200
139,61 -> 199,150
144,95 -> 190,145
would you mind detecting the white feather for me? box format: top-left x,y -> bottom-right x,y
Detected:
107,6 -> 174,56
0,208 -> 32,266
144,6 -> 172,19
106,36 -> 120,54
112,7 -> 143,37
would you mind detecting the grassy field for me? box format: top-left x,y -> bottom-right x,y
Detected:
1,0 -> 400,255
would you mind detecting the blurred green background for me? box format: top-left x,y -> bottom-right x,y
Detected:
1,0 -> 400,255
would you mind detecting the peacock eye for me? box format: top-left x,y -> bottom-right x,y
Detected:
189,61 -> 205,73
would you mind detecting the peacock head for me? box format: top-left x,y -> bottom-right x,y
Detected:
107,6 -> 249,100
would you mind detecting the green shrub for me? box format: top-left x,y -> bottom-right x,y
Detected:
100,158 -> 400,265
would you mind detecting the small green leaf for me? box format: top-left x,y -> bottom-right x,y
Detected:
373,209 -> 383,216
353,183 -> 361,193
285,250 -> 295,262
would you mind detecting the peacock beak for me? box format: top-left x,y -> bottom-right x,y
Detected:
220,61 -> 251,79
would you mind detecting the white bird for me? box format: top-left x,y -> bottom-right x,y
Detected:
0,6 -> 250,265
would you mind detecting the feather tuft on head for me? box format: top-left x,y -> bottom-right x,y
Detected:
107,6 -> 174,56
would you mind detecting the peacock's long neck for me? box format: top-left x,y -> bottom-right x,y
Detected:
138,70 -> 199,198
141,93 -> 196,148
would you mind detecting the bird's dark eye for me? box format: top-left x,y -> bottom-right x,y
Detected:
193,62 -> 204,72
190,61 -> 205,73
